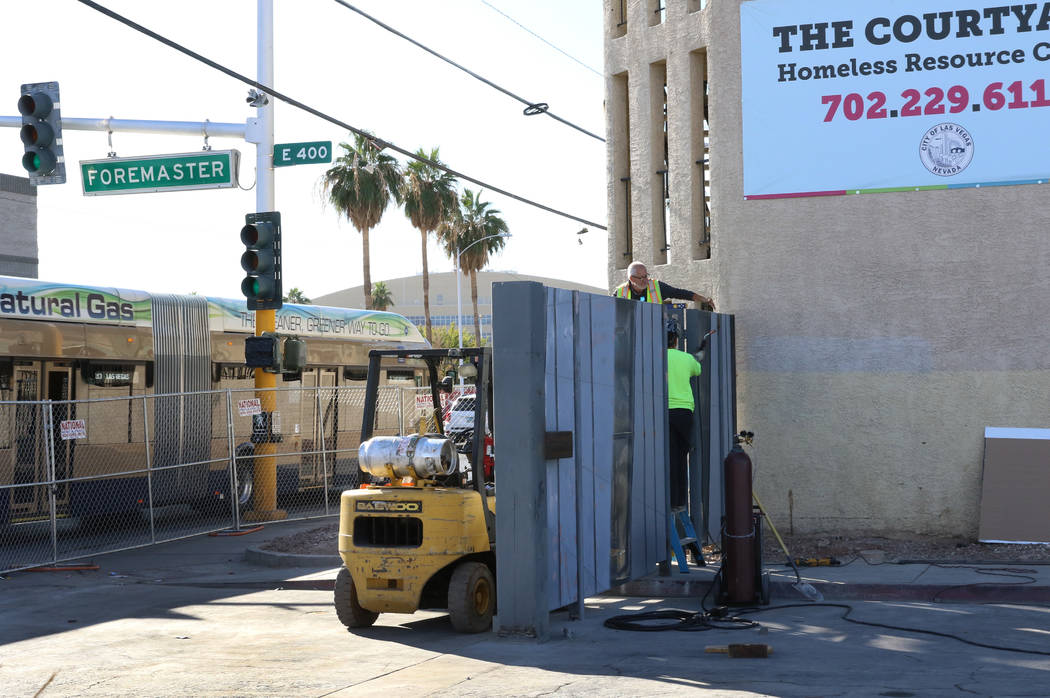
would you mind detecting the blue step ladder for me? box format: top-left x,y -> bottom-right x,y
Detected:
668,507 -> 704,574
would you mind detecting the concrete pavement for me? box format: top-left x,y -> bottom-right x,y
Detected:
2,518 -> 1049,697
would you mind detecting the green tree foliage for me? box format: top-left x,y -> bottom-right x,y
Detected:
401,147 -> 458,342
283,287 -> 311,304
371,281 -> 394,311
438,188 -> 508,346
423,322 -> 482,349
322,132 -> 403,310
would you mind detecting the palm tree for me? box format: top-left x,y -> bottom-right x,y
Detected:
371,281 -> 394,311
439,189 -> 508,346
321,132 -> 402,309
401,147 -> 458,342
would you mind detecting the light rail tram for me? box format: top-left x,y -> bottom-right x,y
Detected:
0,275 -> 429,523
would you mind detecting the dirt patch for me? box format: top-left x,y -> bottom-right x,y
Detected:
262,521 -> 340,556
264,520 -> 1050,564
759,532 -> 1050,565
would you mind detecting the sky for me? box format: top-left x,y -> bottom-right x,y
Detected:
1,0 -> 608,303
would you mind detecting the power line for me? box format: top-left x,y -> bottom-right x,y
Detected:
330,0 -> 605,143
479,0 -> 603,78
75,0 -> 607,231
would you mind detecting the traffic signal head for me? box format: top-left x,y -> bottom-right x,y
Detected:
18,81 -> 65,185
240,211 -> 282,310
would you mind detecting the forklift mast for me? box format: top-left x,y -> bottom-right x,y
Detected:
359,347 -> 495,534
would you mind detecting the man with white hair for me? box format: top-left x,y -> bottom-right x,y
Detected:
612,261 -> 715,310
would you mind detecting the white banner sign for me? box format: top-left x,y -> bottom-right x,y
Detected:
741,0 -> 1050,198
237,398 -> 262,417
60,419 -> 87,440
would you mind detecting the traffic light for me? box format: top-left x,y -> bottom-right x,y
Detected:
240,211 -> 282,310
18,81 -> 65,185
244,332 -> 281,369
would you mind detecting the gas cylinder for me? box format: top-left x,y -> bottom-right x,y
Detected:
358,435 -> 456,481
722,442 -> 756,603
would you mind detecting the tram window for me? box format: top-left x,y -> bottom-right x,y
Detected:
343,366 -> 369,381
0,357 -> 11,392
216,364 -> 255,381
385,369 -> 417,383
81,363 -> 135,387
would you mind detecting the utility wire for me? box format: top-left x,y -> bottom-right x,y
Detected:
330,0 -> 605,143
76,0 -> 607,231
479,0 -> 603,78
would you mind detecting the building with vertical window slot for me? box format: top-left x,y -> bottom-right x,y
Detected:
605,1 -> 1050,538
0,173 -> 39,278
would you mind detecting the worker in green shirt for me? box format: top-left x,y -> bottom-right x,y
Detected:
666,316 -> 703,509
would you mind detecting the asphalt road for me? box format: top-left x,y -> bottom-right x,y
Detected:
2,519 -> 1049,697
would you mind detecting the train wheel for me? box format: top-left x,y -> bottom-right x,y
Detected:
448,561 -> 494,633
334,567 -> 378,628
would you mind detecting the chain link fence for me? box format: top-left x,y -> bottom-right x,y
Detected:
0,384 -> 471,575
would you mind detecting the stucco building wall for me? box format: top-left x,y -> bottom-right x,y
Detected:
0,173 -> 39,278
605,0 -> 1050,537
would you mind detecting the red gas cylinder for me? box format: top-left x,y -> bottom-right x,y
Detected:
723,442 -> 756,604
483,435 -> 495,480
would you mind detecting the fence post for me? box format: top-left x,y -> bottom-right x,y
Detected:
318,386 -> 329,515
142,395 -> 155,543
45,400 -> 58,565
397,386 -> 405,435
225,389 -> 240,531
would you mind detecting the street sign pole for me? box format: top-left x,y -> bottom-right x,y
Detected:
243,0 -> 285,523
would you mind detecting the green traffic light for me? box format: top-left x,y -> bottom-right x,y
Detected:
22,151 -> 55,175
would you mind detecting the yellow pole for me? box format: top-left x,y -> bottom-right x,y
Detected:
244,308 -> 286,521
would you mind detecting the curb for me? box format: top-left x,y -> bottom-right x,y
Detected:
244,548 -> 1050,603
612,576 -> 1050,603
244,547 -> 342,569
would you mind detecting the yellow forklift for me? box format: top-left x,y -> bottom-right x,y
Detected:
334,347 -> 496,633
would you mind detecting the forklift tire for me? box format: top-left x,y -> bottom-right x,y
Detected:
448,561 -> 495,633
334,568 -> 379,629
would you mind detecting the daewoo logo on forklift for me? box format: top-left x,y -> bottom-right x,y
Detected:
335,347 -> 497,634
354,500 -> 422,513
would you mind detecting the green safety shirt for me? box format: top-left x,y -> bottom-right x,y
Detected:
667,348 -> 702,411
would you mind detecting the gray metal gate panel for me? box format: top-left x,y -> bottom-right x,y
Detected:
575,292 -> 615,596
492,281 -> 550,638
492,282 -> 725,639
687,310 -> 735,543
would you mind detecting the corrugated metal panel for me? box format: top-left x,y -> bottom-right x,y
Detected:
150,294 -> 211,503
493,281 -> 735,639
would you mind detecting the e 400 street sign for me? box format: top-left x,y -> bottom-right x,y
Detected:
273,141 -> 332,167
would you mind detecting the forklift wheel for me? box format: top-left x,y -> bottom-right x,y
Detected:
448,561 -> 495,633
334,568 -> 379,629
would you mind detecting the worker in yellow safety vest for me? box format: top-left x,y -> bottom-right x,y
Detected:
613,261 -> 715,310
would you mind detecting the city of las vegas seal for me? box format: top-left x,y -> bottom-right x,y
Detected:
919,123 -> 973,177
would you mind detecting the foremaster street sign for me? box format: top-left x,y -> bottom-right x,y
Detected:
80,150 -> 240,195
